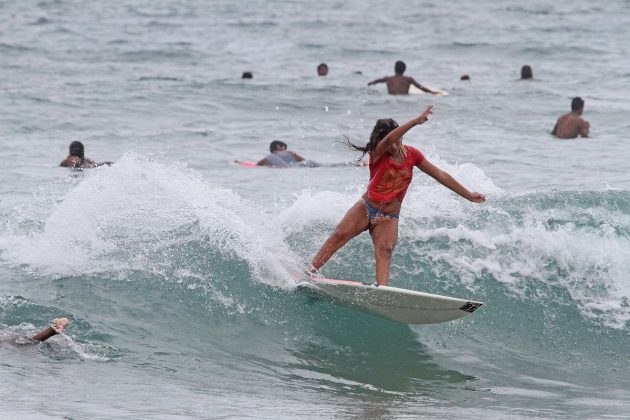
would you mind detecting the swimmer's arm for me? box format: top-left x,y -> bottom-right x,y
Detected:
372,105 -> 434,162
417,159 -> 486,203
256,158 -> 271,167
60,157 -> 80,167
76,158 -> 96,169
410,78 -> 438,94
31,326 -> 58,341
579,120 -> 590,138
368,77 -> 387,86
289,151 -> 305,162
31,318 -> 70,341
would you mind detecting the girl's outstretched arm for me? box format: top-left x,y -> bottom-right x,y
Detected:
417,159 -> 486,202
372,105 -> 433,163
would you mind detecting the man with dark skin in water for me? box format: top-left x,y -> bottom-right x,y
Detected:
552,97 -> 590,139
368,61 -> 439,95
317,63 -> 328,76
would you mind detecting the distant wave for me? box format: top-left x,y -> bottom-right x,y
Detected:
137,76 -> 184,82
0,42 -> 36,53
504,6 -> 553,15
117,49 -> 194,62
126,6 -> 186,18
450,41 -> 492,48
227,20 -> 278,28
28,17 -> 52,25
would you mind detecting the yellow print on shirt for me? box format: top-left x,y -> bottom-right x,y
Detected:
376,167 -> 412,196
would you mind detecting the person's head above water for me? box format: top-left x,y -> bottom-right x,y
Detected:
69,141 -> 85,158
369,118 -> 399,149
394,61 -> 406,75
317,63 -> 328,76
520,65 -> 533,80
269,140 -> 288,153
345,118 -> 399,160
571,96 -> 584,112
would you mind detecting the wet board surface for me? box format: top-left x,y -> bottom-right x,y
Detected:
298,276 -> 483,324
408,84 -> 449,96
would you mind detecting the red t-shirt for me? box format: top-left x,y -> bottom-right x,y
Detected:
366,145 -> 424,203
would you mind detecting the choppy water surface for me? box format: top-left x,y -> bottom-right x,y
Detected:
1,0 -> 630,418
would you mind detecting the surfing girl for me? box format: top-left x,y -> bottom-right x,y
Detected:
308,105 -> 486,286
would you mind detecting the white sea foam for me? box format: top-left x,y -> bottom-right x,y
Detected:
0,153 -> 303,289
405,194 -> 630,329
277,160 -> 630,329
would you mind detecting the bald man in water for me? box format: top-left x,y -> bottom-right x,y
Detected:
552,97 -> 590,139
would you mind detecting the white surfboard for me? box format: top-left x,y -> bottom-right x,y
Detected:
298,276 -> 482,324
369,83 -> 449,96
408,84 -> 449,96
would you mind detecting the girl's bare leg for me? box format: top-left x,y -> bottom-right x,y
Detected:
369,219 -> 399,285
310,201 -> 369,271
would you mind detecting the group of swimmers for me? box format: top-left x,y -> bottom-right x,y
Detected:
366,62 -> 588,139
241,60 -> 590,140
517,64 -> 589,139
64,60 -> 589,168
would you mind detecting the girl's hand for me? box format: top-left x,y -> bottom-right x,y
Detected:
415,105 -> 433,125
467,192 -> 486,203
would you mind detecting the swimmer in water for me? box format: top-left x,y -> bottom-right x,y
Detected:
368,61 -> 440,95
0,318 -> 70,347
60,141 -> 113,169
256,140 -> 321,167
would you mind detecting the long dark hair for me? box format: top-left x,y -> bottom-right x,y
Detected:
345,118 -> 399,161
